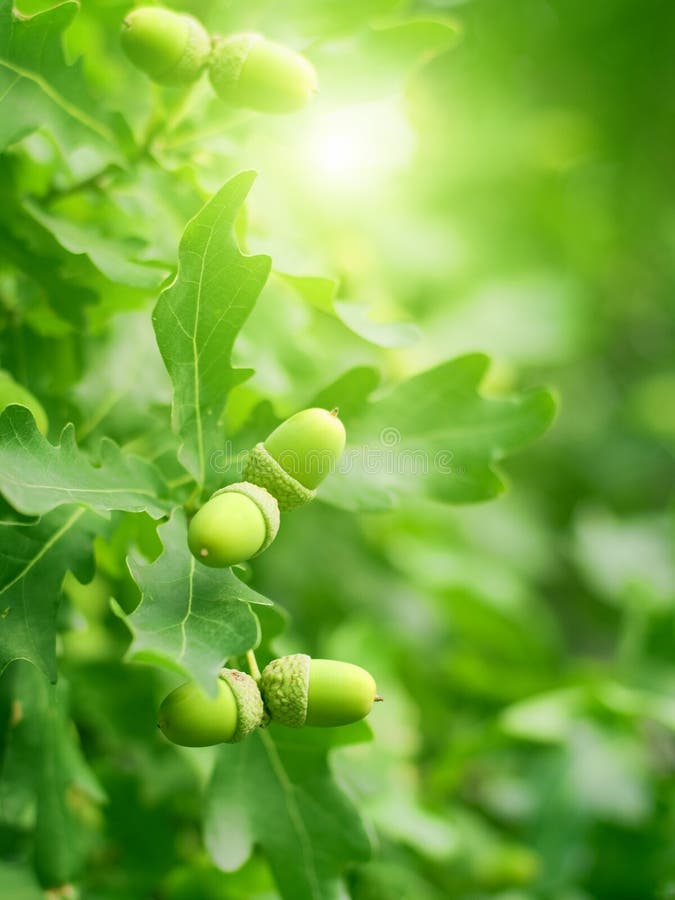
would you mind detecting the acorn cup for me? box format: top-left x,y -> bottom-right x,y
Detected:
188,482 -> 280,568
209,33 -> 318,114
158,668 -> 264,747
260,654 -> 381,728
121,6 -> 211,85
244,407 -> 347,511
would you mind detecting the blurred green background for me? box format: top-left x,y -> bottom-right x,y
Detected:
2,0 -> 675,897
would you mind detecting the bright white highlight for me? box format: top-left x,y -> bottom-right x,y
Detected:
312,131 -> 368,178
307,100 -> 415,188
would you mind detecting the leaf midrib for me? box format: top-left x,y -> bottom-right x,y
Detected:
260,730 -> 322,900
0,58 -> 115,144
0,506 -> 85,595
0,477 -> 158,498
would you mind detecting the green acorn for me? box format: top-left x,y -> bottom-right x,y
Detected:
188,482 -> 280,567
158,668 -> 264,746
121,6 -> 211,85
261,654 -> 381,728
209,33 -> 318,114
244,408 -> 346,511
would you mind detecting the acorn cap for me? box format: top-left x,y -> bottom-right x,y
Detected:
219,668 -> 265,742
165,14 -> 211,85
243,443 -> 316,512
212,481 -> 280,555
209,32 -> 259,86
260,653 -> 310,728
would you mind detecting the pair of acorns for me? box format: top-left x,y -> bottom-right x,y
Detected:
187,407 -> 346,568
159,655 -> 381,746
121,6 -> 317,114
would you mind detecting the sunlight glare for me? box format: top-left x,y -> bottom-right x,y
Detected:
308,101 -> 415,188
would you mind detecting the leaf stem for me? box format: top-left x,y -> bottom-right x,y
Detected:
617,585 -> 649,674
184,482 -> 203,516
167,473 -> 195,490
157,110 -> 256,151
246,649 -> 261,683
163,83 -> 202,136
141,82 -> 201,155
42,163 -> 121,205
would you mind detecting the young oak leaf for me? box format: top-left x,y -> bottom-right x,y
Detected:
277,273 -> 419,349
73,311 -> 172,446
0,405 -> 171,518
153,171 -> 271,489
312,366 -> 381,422
205,726 -> 372,900
0,505 -> 106,680
317,353 -> 557,511
124,510 -> 271,692
0,0 -> 126,159
24,201 -> 169,291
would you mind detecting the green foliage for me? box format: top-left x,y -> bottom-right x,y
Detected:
0,506 -> 108,678
0,0 -> 125,159
0,405 -> 170,517
153,172 -> 271,487
124,510 -> 268,691
0,0 -> 671,897
205,727 -> 372,900
1,662 -> 105,888
320,353 -> 556,510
